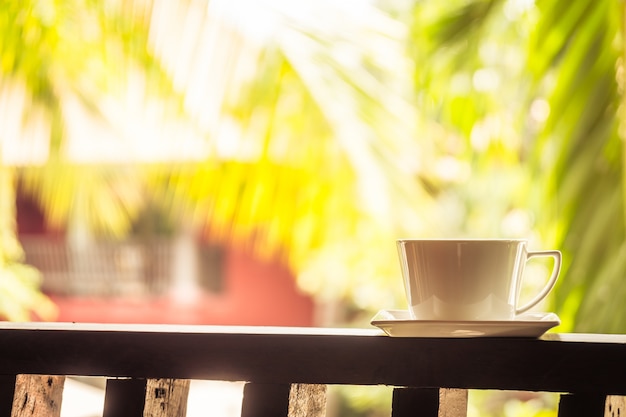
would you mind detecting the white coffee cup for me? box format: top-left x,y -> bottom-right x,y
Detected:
396,239 -> 561,321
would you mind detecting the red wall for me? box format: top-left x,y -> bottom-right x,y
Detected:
17,190 -> 315,326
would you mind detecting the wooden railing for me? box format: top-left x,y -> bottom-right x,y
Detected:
0,322 -> 625,416
19,237 -> 224,297
20,237 -> 174,296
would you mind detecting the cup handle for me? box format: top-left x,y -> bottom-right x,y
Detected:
515,250 -> 562,315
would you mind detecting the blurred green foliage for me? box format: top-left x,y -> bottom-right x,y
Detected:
1,1 -> 624,416
408,0 -> 625,334
0,0 -> 625,333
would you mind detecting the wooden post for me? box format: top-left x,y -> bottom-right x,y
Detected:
241,383 -> 291,417
392,387 -> 439,417
0,375 -> 16,417
392,388 -> 467,417
439,389 -> 468,417
558,393 -> 606,417
10,375 -> 65,417
241,383 -> 327,417
605,396 -> 626,417
102,378 -> 147,417
103,378 -> 190,417
144,379 -> 190,417
287,384 -> 326,417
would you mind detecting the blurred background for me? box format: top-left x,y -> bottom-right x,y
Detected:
1,0 -> 624,416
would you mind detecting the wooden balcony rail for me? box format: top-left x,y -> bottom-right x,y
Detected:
20,237 -> 224,297
0,322 -> 625,417
20,237 -> 174,296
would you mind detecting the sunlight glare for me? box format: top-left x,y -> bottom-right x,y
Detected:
503,0 -> 535,21
470,122 -> 490,152
530,98 -> 550,123
501,209 -> 531,236
434,156 -> 470,183
0,80 -> 50,166
450,72 -> 472,94
472,68 -> 500,92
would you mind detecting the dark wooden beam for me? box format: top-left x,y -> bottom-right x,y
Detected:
0,323 -> 624,395
241,383 -> 290,417
102,378 -> 146,417
558,393 -> 606,417
0,375 -> 15,417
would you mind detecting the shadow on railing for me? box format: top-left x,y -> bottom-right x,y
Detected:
0,322 -> 625,417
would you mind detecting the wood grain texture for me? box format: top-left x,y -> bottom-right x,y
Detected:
605,396 -> 626,417
439,389 -> 467,417
144,379 -> 190,417
390,388 -> 468,417
287,384 -> 326,417
10,375 -> 64,417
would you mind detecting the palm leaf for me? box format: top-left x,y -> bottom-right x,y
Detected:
142,0 -> 437,271
409,0 -> 625,333
529,0 -> 623,332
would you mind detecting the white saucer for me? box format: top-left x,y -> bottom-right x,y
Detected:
370,309 -> 561,338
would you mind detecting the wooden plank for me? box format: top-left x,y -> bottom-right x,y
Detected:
558,393 -> 606,417
392,387 -> 439,417
287,384 -> 326,417
439,389 -> 467,417
0,375 -> 16,417
391,388 -> 467,417
144,379 -> 190,417
0,324 -> 626,394
240,383 -> 290,417
10,375 -> 64,417
102,378 -> 146,417
606,396 -> 626,417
